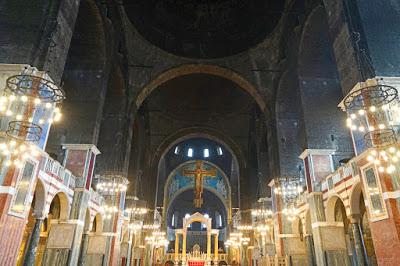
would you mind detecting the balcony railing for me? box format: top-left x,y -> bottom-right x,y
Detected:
38,153 -> 77,190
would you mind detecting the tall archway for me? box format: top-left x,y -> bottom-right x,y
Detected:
46,0 -> 109,156
325,196 -> 351,265
298,5 -> 352,165
130,71 -> 267,211
17,179 -> 47,266
349,182 -> 377,265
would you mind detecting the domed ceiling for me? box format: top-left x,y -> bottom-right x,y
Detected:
123,0 -> 285,58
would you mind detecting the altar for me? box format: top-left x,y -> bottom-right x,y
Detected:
173,213 -> 220,266
187,245 -> 206,266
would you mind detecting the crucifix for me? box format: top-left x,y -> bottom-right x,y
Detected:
183,160 -> 217,208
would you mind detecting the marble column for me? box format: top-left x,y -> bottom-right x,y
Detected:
349,216 -> 367,266
308,192 -> 327,266
182,231 -> 187,265
175,232 -> 179,265
305,234 -> 316,266
206,232 -> 211,265
22,217 -> 43,266
214,233 -> 218,264
77,232 -> 89,266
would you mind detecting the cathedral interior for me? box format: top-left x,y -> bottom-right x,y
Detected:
0,0 -> 400,266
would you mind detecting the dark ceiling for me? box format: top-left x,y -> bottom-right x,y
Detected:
123,0 -> 284,58
145,73 -> 257,122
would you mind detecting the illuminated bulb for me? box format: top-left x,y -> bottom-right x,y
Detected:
351,125 -> 357,131
346,118 -> 352,124
359,126 -> 365,132
374,159 -> 381,165
34,98 -> 41,104
392,156 -> 398,162
358,109 -> 365,115
350,113 -> 357,119
389,147 -> 397,153
369,126 -> 375,131
387,165 -> 396,174
396,151 -> 400,157
9,95 -> 15,101
13,150 -> 19,155
0,106 -> 5,112
21,96 -> 28,102
371,150 -> 378,156
54,113 -> 62,122
39,119 -> 44,124
380,151 -> 386,156
54,107 -> 60,113
19,145 -> 26,151
378,124 -> 385,130
45,103 -> 52,109
2,149 -> 9,155
10,140 -> 16,147
5,160 -> 11,166
48,118 -> 53,124
370,106 -> 376,112
6,110 -> 12,116
28,117 -> 33,123
378,166 -> 385,173
0,96 -> 7,102
16,114 -> 22,120
382,104 -> 389,110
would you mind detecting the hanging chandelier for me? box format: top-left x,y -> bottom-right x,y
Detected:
344,83 -> 398,148
145,231 -> 169,247
0,73 -> 65,167
95,174 -> 128,195
273,176 -> 304,221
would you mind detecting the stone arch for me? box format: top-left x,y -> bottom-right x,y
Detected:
47,0 -> 109,154
48,191 -> 70,220
298,5 -> 338,79
92,212 -> 103,233
136,64 -> 267,112
326,194 -> 346,222
183,212 -> 212,230
297,5 -> 352,153
349,181 -> 364,216
32,178 -> 47,217
65,0 -> 107,68
151,127 -> 243,212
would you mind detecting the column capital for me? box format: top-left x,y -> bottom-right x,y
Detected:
348,214 -> 361,223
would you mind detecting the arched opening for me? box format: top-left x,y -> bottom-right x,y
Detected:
326,196 -> 351,265
130,70 -> 267,212
350,182 -> 377,265
32,192 -> 69,266
46,0 -> 108,156
297,5 -> 352,166
17,179 -> 46,266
